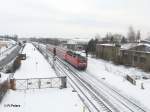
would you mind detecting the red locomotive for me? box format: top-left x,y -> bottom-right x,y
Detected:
47,44 -> 87,70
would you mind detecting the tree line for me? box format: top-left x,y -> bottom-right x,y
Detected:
87,26 -> 141,54
29,37 -> 63,45
0,35 -> 18,41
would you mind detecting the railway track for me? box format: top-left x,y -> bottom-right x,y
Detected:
82,71 -> 149,112
56,58 -> 149,112
35,43 -> 149,112
55,57 -> 116,112
35,44 -> 115,112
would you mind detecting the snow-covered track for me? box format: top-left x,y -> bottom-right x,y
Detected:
56,58 -> 148,112
55,58 -> 116,112
34,44 -> 114,112
35,43 -> 149,112
83,71 -> 149,112
0,45 -> 21,68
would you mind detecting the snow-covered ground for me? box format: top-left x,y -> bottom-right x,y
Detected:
0,43 -> 84,112
86,57 -> 150,110
0,39 -> 18,63
14,43 -> 56,79
0,88 -> 83,112
0,40 -> 18,83
32,43 -> 150,110
0,45 -> 19,62
0,72 -> 10,84
0,39 -> 17,53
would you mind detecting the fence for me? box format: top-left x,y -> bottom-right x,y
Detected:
10,76 -> 67,90
0,81 -> 9,103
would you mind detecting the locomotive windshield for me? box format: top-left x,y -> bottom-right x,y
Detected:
66,51 -> 73,56
76,54 -> 87,61
66,51 -> 86,61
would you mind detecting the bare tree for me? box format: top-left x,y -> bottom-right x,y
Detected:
121,36 -> 127,44
95,33 -> 101,40
128,26 -> 136,42
136,30 -> 141,42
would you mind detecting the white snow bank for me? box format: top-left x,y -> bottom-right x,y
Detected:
0,45 -> 18,61
87,57 -> 150,110
0,43 -> 85,112
14,43 -> 56,79
0,88 -> 84,112
0,72 -> 10,84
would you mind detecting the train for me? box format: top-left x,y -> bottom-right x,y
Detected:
47,44 -> 87,70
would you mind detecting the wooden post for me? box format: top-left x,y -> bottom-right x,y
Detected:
10,79 -> 16,90
82,106 -> 86,112
60,76 -> 67,89
141,83 -> 144,89
38,79 -> 41,89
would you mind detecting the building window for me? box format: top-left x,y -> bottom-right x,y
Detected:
134,56 -> 138,62
140,57 -> 146,63
123,52 -> 128,57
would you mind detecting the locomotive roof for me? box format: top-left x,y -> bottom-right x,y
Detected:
67,50 -> 86,58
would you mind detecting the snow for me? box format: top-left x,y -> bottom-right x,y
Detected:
3,41 -> 150,111
0,45 -> 19,61
0,43 -> 84,112
97,43 -> 116,47
138,43 -> 150,48
14,43 -> 56,79
0,39 -> 16,53
74,51 -> 86,57
121,43 -> 138,50
121,43 -> 150,50
0,88 -> 83,112
0,72 -> 10,84
86,57 -> 150,110
0,47 -> 7,53
67,38 -> 89,45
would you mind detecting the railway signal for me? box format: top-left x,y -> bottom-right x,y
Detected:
53,48 -> 56,56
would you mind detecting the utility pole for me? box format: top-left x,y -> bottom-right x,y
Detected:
52,48 -> 56,68
36,61 -> 38,72
46,44 -> 48,59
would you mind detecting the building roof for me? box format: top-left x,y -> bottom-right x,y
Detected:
121,43 -> 138,50
121,43 -> 150,53
67,38 -> 89,45
121,43 -> 150,50
97,43 -> 116,47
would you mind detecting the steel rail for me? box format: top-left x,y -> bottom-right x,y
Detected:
35,44 -> 114,112
55,55 -> 148,112
35,43 -> 149,112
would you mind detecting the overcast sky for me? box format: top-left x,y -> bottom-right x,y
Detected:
0,0 -> 150,38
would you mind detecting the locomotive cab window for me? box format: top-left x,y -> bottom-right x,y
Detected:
73,53 -> 77,58
67,51 -> 73,56
76,54 -> 86,61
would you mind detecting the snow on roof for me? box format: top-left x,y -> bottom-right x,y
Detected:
72,38 -> 90,42
97,43 -> 116,47
67,40 -> 77,44
8,39 -> 17,45
74,50 -> 86,57
141,40 -> 150,44
121,43 -> 138,50
121,43 -> 150,50
0,39 -> 16,44
67,38 -> 89,45
137,43 -> 150,47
